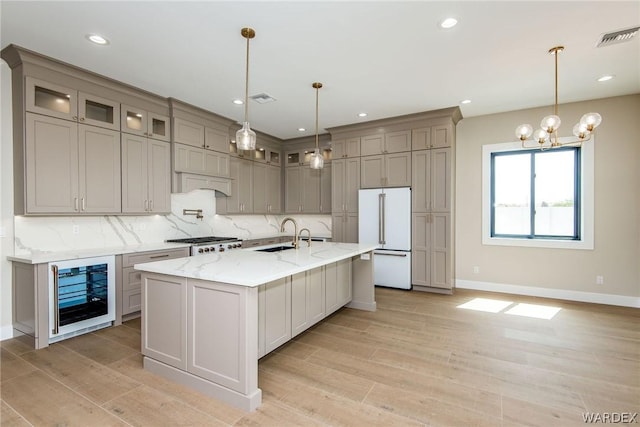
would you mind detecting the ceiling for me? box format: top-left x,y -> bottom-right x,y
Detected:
1,1 -> 639,140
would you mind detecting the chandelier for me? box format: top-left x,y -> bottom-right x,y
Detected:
236,27 -> 257,151
515,46 -> 602,149
309,82 -> 324,169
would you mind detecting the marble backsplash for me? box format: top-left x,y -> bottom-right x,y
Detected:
14,190 -> 332,255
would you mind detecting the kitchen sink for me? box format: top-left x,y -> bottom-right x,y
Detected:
256,245 -> 296,253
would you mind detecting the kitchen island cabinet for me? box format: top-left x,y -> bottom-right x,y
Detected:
135,242 -> 376,411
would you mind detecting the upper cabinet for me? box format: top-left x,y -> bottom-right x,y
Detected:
121,104 -> 170,142
412,125 -> 452,150
26,77 -> 120,131
360,130 -> 411,156
285,147 -> 332,167
331,137 -> 360,158
25,113 -> 121,214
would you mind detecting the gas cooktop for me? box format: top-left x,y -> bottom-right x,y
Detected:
165,236 -> 239,244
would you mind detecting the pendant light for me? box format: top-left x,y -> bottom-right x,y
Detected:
309,82 -> 324,170
236,27 -> 257,151
515,46 -> 602,149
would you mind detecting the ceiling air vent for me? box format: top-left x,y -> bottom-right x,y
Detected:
596,26 -> 639,47
250,93 -> 277,104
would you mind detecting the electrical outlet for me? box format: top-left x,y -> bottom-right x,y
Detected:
473,266 -> 480,274
596,275 -> 604,285
72,225 -> 80,235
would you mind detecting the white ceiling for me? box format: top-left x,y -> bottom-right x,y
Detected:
1,1 -> 639,140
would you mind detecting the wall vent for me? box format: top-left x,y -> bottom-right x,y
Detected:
250,93 -> 277,104
596,26 -> 639,47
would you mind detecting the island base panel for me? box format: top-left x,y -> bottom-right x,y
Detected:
144,356 -> 262,412
347,251 -> 376,311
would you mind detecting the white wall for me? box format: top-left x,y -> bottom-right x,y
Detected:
456,94 -> 640,305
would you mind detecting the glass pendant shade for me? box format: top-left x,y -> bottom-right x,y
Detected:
515,124 -> 533,141
533,129 -> 548,144
572,123 -> 589,139
236,122 -> 256,151
541,115 -> 561,133
580,112 -> 602,131
309,148 -> 324,169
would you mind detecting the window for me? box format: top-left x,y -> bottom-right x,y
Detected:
482,140 -> 594,250
491,147 -> 580,239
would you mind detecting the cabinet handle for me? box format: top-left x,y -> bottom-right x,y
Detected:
74,197 -> 79,211
72,116 -> 78,121
51,265 -> 60,335
149,254 -> 170,259
149,200 -> 154,211
144,200 -> 149,211
81,197 -> 86,211
79,117 -> 85,122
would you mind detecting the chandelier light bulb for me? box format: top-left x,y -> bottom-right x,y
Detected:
515,124 -> 533,141
236,122 -> 256,150
572,123 -> 590,139
580,113 -> 602,132
541,115 -> 561,133
533,129 -> 548,145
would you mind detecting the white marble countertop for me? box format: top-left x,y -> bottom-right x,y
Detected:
7,242 -> 192,264
134,242 -> 378,287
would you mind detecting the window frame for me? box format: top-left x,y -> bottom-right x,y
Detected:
482,139 -> 594,250
490,146 -> 581,240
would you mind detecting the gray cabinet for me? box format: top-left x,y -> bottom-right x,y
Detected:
291,268 -> 325,337
258,278 -> 291,358
25,113 -> 121,214
360,130 -> 411,156
331,157 -> 360,242
331,137 -> 360,158
360,151 -> 411,188
285,166 -> 323,213
324,259 -> 352,315
25,77 -> 120,131
118,248 -> 189,320
121,104 -> 170,142
320,164 -> 332,214
227,157 -> 254,213
411,147 -> 453,291
121,134 -> 171,214
412,213 -> 451,289
412,125 -> 452,150
253,163 -> 281,214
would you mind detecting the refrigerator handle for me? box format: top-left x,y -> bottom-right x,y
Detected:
380,193 -> 386,245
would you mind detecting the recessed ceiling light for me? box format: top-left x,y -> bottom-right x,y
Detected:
597,75 -> 614,82
358,112 -> 368,117
86,34 -> 109,45
298,127 -> 306,132
233,99 -> 244,105
440,18 -> 458,29
461,99 -> 472,104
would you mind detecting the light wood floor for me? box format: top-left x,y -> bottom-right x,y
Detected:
1,288 -> 638,426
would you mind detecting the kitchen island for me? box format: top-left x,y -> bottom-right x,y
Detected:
134,242 -> 377,411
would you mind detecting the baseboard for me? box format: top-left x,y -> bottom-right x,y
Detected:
456,279 -> 640,308
1,325 -> 15,341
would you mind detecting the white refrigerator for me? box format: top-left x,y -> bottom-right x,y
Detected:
358,187 -> 411,289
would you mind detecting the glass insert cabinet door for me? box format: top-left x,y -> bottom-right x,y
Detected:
26,77 -> 120,131
121,105 -> 170,142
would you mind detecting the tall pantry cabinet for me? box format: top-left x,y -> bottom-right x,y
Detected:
327,109 -> 461,293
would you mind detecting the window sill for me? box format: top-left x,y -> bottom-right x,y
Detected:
482,235 -> 593,250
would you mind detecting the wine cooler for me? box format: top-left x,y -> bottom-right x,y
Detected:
48,255 -> 115,343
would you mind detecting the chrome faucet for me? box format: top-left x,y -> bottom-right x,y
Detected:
298,228 -> 311,247
280,217 -> 299,249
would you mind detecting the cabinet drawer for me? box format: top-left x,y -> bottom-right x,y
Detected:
122,248 -> 188,267
122,266 -> 142,291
